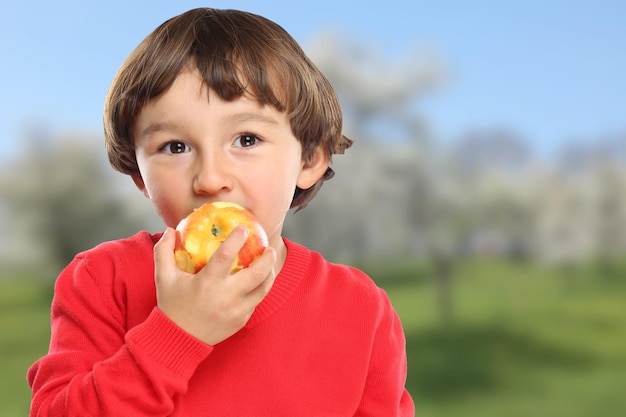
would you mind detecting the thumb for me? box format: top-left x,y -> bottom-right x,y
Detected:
154,227 -> 179,283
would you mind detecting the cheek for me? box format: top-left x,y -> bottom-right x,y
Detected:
246,168 -> 299,232
147,191 -> 178,226
255,164 -> 300,202
140,175 -> 188,227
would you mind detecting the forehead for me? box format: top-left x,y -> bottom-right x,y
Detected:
197,56 -> 290,111
186,59 -> 290,111
134,68 -> 290,136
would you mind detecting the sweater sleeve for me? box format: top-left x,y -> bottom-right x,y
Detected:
355,289 -> 415,417
27,251 -> 213,417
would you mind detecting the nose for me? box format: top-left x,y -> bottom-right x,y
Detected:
192,151 -> 233,197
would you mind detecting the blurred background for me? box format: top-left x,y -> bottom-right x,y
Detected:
2,0 -> 625,415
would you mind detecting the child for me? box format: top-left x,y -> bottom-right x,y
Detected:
28,8 -> 415,416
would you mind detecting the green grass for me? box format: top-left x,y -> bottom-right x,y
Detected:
0,278 -> 51,417
380,258 -> 626,416
3,259 -> 626,416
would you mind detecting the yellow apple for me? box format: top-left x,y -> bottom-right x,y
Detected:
174,202 -> 269,274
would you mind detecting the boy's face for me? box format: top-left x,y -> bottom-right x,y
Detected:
131,68 -> 328,249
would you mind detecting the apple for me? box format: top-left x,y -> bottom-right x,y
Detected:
174,202 -> 269,274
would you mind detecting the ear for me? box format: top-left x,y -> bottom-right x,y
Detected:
296,145 -> 330,190
131,174 -> 151,199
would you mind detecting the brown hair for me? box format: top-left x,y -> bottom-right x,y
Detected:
103,8 -> 352,210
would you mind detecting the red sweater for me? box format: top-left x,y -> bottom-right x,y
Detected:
28,231 -> 414,416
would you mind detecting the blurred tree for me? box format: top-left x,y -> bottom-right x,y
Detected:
294,32 -> 469,325
588,160 -> 626,270
536,135 -> 626,268
285,31 -> 444,263
449,128 -> 533,176
415,129 -> 536,324
0,131 -> 160,279
307,31 -> 443,123
533,172 -> 593,265
409,157 -> 466,325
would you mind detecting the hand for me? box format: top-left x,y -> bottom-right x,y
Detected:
153,226 -> 277,345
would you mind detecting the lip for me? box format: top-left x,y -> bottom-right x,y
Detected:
185,200 -> 251,220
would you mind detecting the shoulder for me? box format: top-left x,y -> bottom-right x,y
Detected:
79,230 -> 161,258
73,231 -> 161,268
57,231 -> 161,294
284,239 -> 392,313
290,239 -> 381,286
283,240 -> 406,355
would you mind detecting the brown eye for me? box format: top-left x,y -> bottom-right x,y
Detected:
234,134 -> 260,148
160,141 -> 190,154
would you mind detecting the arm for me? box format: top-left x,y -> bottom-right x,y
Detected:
355,294 -> 415,417
27,228 -> 277,417
27,251 -> 213,417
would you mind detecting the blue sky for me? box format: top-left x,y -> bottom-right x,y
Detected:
2,0 -> 625,159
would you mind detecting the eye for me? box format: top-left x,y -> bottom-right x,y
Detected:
160,141 -> 190,154
234,133 -> 261,148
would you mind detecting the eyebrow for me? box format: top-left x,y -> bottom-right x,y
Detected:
225,111 -> 280,126
138,121 -> 184,141
137,111 -> 280,142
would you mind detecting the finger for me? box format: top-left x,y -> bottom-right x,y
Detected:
239,246 -> 277,293
154,228 -> 180,283
204,225 -> 249,275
